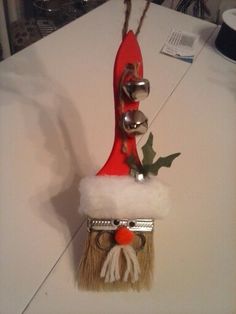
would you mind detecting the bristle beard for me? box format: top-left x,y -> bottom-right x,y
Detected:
77,231 -> 154,291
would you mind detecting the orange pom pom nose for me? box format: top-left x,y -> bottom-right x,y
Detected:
114,226 -> 134,245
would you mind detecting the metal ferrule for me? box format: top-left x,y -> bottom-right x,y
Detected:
87,218 -> 154,232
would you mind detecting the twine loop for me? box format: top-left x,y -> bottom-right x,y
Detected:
122,0 -> 151,39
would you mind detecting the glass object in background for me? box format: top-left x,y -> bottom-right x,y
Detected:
162,0 -> 227,23
217,0 -> 236,24
32,0 -> 83,30
175,0 -> 211,20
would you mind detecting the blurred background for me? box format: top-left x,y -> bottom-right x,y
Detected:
1,0 -> 236,61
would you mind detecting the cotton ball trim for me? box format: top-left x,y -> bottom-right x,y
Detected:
78,175 -> 170,219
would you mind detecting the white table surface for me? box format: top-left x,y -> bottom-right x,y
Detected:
2,1 -> 235,313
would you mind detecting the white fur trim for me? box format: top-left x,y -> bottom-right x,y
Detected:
78,176 -> 170,219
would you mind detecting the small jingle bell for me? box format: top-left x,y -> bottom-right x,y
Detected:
121,110 -> 148,136
122,78 -> 150,102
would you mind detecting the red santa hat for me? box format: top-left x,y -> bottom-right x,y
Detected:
78,31 -> 170,222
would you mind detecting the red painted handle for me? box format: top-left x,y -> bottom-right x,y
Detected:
97,31 -> 143,176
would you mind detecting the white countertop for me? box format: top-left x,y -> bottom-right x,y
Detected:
1,1 -> 235,313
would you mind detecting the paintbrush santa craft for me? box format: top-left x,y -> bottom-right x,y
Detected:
77,0 -> 180,291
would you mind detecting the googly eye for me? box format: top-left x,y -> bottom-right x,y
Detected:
129,221 -> 135,228
113,219 -> 120,226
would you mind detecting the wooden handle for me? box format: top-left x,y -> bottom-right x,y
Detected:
98,31 -> 143,176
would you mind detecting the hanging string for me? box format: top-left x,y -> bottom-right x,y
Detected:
122,0 -> 132,39
135,0 -> 151,37
122,0 -> 151,39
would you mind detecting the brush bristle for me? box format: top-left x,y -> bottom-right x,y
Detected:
77,231 -> 154,291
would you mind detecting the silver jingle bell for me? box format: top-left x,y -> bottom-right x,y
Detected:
121,110 -> 148,136
122,78 -> 150,102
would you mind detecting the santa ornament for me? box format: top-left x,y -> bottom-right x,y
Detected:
77,0 -> 180,291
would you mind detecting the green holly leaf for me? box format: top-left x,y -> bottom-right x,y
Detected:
148,152 -> 181,175
126,133 -> 181,178
126,154 -> 146,177
126,154 -> 138,170
141,132 -> 156,166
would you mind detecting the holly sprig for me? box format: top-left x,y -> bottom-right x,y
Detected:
126,133 -> 181,178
